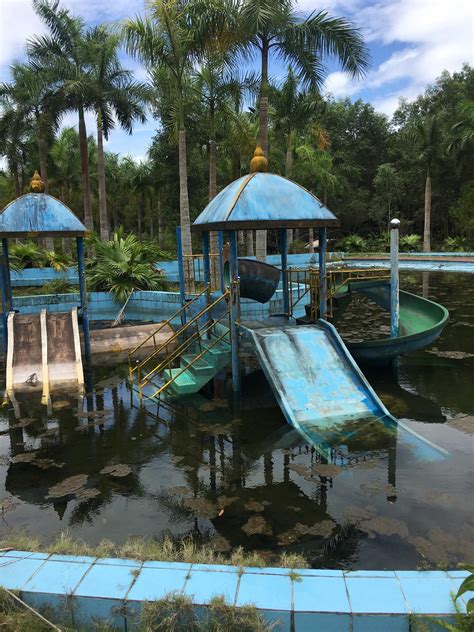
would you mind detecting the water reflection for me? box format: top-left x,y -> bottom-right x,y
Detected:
1,272 -> 473,569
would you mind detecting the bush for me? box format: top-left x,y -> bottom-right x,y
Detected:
442,236 -> 468,252
339,234 -> 367,253
289,240 -> 307,254
400,234 -> 422,252
9,241 -> 44,270
86,228 -> 168,302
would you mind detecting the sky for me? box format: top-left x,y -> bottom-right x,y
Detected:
0,0 -> 473,163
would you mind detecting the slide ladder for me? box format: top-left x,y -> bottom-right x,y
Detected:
6,308 -> 84,405
130,289 -> 231,400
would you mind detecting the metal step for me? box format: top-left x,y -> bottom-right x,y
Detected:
162,368 -> 198,394
180,354 -> 214,373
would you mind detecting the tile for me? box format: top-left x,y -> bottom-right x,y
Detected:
22,560 -> 90,594
74,596 -> 126,631
296,569 -> 344,578
0,558 -> 46,590
345,570 -> 396,578
126,567 -> 189,602
143,561 -> 191,570
236,572 -> 292,611
395,570 -> 448,578
95,557 -> 142,568
398,576 -> 458,614
261,609 -> 291,631
295,612 -> 350,632
189,563 -> 237,573
352,614 -> 409,632
22,592 -> 74,628
346,577 -> 408,614
74,563 -> 139,599
447,570 -> 470,579
1,550 -> 50,559
184,569 -> 239,605
242,566 -> 292,575
48,554 -> 96,564
294,576 -> 350,613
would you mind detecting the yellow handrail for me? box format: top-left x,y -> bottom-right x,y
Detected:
151,315 -> 231,399
138,290 -> 230,386
128,284 -> 212,377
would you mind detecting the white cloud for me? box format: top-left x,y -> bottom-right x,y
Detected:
324,71 -> 361,97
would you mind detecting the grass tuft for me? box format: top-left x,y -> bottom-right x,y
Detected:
0,531 -> 309,569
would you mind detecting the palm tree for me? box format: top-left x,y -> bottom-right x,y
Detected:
0,61 -> 61,196
29,0 -> 95,230
89,27 -> 151,241
238,0 -> 369,258
124,1 -> 202,292
0,102 -> 31,197
411,115 -> 442,252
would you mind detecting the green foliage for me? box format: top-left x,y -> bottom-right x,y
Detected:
42,277 -> 75,294
9,241 -> 43,270
141,593 -> 276,632
442,237 -> 468,252
339,234 -> 368,252
43,249 -> 71,271
449,182 -> 474,242
86,228 -> 168,302
0,588 -> 53,631
400,234 -> 422,252
455,565 -> 474,615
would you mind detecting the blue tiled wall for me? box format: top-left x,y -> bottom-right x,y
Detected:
0,551 -> 471,631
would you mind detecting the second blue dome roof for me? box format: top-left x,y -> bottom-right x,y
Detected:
192,172 -> 339,231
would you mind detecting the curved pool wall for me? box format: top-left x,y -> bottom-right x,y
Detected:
0,550 -> 470,631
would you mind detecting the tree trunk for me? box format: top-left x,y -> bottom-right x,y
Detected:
157,198 -> 165,250
308,228 -> 314,253
13,164 -> 21,197
78,103 -> 93,231
246,231 -> 254,256
138,196 -> 143,240
423,172 -> 431,252
178,128 -> 195,293
208,135 -> 220,289
256,230 -> 267,261
97,112 -> 109,240
285,131 -> 293,177
255,40 -> 270,262
37,131 -> 54,249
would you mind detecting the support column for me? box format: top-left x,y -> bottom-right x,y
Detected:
2,239 -> 13,309
176,226 -> 186,308
318,228 -> 327,320
218,231 -> 224,294
0,255 -> 9,351
279,228 -> 289,317
202,231 -> 211,333
390,218 -> 400,338
229,230 -> 240,392
76,237 -> 91,361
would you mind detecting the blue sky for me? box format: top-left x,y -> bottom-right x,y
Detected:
1,0 -> 473,162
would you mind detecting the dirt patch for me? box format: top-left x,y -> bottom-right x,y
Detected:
242,515 -> 273,536
100,464 -> 132,477
47,474 -> 89,499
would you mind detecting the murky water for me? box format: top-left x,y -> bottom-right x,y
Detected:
1,271 -> 473,569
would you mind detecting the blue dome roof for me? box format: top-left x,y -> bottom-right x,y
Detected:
0,193 -> 87,237
192,172 -> 338,231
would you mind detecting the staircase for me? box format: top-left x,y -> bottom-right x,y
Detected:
129,287 -> 231,401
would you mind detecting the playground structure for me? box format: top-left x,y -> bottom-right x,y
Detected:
0,172 -> 90,406
129,146 -> 449,459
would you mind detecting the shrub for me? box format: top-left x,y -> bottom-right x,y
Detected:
442,236 -> 468,252
86,228 -> 168,302
339,234 -> 367,253
9,241 -> 44,270
400,234 -> 422,252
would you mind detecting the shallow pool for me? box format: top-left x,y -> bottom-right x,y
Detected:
1,271 -> 473,569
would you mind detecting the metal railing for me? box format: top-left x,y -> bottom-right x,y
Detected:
183,253 -> 222,291
287,267 -> 390,320
128,284 -> 211,380
134,289 -> 231,399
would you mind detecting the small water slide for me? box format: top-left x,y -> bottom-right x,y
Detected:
247,321 -> 447,461
6,308 -> 84,405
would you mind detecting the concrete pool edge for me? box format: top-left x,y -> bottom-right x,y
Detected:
0,550 -> 471,631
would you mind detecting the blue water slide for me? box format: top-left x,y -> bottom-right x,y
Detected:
246,320 -> 447,462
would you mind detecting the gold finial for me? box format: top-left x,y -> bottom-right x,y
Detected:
249,145 -> 268,173
30,170 -> 45,193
